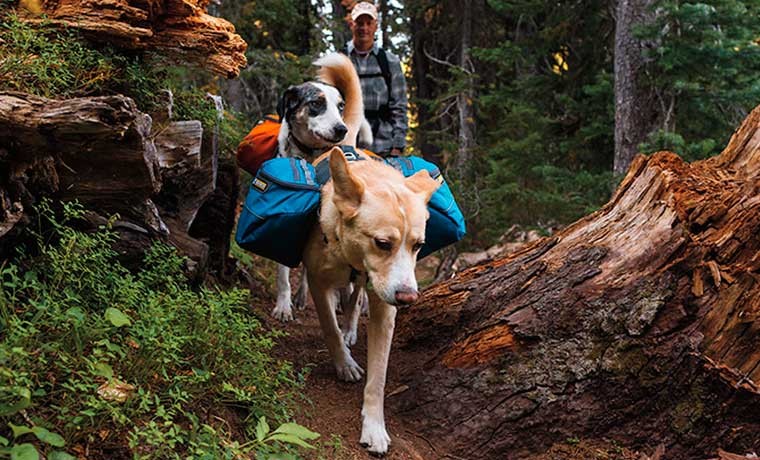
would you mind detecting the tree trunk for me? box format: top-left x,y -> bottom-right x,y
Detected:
296,1 -> 312,56
391,105 -> 760,459
330,0 -> 352,52
378,0 -> 390,48
454,0 -> 476,179
613,0 -> 658,174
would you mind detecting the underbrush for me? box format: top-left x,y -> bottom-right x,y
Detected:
0,202 -> 317,459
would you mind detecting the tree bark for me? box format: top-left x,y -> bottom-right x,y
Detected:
454,0 -> 476,180
0,92 -> 161,218
0,91 -> 236,280
392,105 -> 760,459
16,0 -> 247,78
613,0 -> 658,174
378,0 -> 389,48
331,0 -> 352,51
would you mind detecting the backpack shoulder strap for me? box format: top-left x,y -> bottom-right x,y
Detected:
375,48 -> 392,97
342,45 -> 393,106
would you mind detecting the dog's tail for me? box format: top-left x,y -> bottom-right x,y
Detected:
314,53 -> 365,148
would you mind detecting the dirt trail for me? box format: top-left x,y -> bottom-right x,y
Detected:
253,261 -> 647,460
263,298 -> 442,460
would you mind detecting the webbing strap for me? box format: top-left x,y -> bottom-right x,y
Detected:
314,146 -> 366,185
341,45 -> 392,120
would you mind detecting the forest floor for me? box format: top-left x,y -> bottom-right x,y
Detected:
249,263 -> 647,460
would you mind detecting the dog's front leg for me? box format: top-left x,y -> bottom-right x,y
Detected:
271,264 -> 294,321
293,267 -> 309,310
360,290 -> 396,455
341,274 -> 366,347
309,281 -> 364,382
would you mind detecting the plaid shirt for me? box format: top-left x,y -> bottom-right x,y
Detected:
346,41 -> 408,155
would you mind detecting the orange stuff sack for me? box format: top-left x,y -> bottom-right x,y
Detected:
237,115 -> 281,175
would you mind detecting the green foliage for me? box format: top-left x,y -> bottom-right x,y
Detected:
219,0 -> 314,54
0,13 -> 123,99
409,0 -> 617,243
0,201 -> 312,458
637,0 -> 760,161
410,0 -> 759,245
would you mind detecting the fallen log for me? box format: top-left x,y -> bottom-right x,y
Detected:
0,90 -> 238,279
153,94 -> 223,280
0,92 -> 161,219
16,0 -> 247,78
392,105 -> 760,459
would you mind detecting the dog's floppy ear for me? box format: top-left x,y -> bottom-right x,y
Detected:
405,169 -> 440,204
329,147 -> 364,219
278,85 -> 301,121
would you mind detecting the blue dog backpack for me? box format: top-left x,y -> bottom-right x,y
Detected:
235,157 -> 320,268
383,155 -> 466,259
235,148 -> 466,267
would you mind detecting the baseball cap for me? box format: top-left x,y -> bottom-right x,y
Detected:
351,2 -> 378,21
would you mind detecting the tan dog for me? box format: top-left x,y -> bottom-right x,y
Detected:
301,53 -> 440,455
304,148 -> 438,455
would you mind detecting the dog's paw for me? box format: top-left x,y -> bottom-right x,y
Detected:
271,299 -> 294,322
342,328 -> 358,347
359,291 -> 369,315
335,355 -> 364,382
360,417 -> 390,456
293,289 -> 309,311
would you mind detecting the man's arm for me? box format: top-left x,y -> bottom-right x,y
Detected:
387,54 -> 408,154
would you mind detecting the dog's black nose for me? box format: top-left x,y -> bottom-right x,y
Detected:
332,124 -> 348,141
394,289 -> 419,305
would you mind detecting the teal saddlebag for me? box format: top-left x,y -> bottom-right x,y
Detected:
234,157 -> 320,268
384,155 -> 467,258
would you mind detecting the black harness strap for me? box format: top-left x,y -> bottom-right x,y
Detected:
341,45 -> 392,122
288,133 -> 322,158
314,145 -> 368,185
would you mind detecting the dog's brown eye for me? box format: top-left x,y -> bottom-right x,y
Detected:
309,100 -> 323,109
413,241 -> 425,252
374,238 -> 392,251
338,102 -> 345,112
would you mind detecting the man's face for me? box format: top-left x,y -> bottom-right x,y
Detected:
351,14 -> 377,50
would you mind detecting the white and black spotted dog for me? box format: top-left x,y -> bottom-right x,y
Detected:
272,54 -> 372,322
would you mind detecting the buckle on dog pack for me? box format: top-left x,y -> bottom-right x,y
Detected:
314,146 -> 366,185
340,145 -> 361,162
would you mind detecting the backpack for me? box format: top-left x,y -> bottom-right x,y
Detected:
237,114 -> 280,176
383,156 -> 467,258
341,45 -> 392,123
235,147 -> 466,267
235,156 -> 320,268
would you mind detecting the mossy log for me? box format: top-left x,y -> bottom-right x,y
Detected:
392,106 -> 760,459
0,92 -> 160,215
16,0 -> 247,78
0,91 -> 237,279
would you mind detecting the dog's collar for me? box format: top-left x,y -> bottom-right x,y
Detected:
349,266 -> 363,283
288,133 -> 323,158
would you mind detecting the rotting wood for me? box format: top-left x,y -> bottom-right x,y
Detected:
16,0 -> 247,78
392,105 -> 760,459
0,90 -> 237,279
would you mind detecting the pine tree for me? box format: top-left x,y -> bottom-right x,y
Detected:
637,0 -> 760,161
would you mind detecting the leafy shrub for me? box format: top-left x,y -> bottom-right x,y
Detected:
0,13 -> 123,99
0,201 -> 315,459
